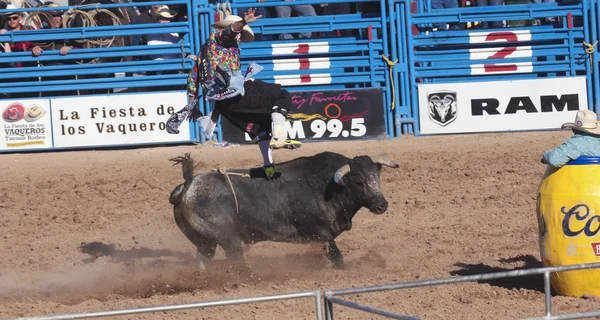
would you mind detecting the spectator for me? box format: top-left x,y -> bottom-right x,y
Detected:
147,6 -> 181,63
531,0 -> 556,25
39,2 -> 80,97
135,4 -> 161,47
0,1 -> 7,29
541,110 -> 600,167
431,0 -> 461,30
274,1 -> 317,39
319,3 -> 353,37
146,6 -> 183,90
0,5 -> 43,66
140,4 -> 161,24
475,0 -> 504,28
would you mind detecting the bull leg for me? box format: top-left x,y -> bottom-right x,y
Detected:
326,240 -> 344,269
194,238 -> 217,270
221,237 -> 257,279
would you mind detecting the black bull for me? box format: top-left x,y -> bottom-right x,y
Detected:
169,151 -> 399,271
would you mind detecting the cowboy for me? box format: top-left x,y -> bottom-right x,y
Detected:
185,9 -> 297,180
147,6 -> 180,61
1,5 -> 43,59
541,110 -> 600,167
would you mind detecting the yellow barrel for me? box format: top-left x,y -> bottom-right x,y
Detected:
537,156 -> 600,297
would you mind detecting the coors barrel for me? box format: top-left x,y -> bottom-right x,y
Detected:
537,156 -> 600,297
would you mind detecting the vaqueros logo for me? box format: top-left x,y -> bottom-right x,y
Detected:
428,91 -> 457,127
2,103 -> 25,123
24,105 -> 46,123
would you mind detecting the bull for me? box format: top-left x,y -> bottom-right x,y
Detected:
168,151 -> 399,271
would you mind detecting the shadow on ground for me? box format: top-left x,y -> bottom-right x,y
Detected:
79,241 -> 192,263
450,254 -> 545,293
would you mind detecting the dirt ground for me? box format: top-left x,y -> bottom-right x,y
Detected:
1,130 -> 600,320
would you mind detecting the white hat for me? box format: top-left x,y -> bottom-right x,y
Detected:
210,15 -> 255,43
24,105 -> 46,122
155,5 -> 176,19
561,110 -> 600,136
3,4 -> 18,16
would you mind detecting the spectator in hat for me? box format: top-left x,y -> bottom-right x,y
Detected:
43,2 -> 76,55
146,4 -> 183,90
147,5 -> 181,61
37,2 -> 80,97
542,110 -> 600,167
1,5 -> 43,63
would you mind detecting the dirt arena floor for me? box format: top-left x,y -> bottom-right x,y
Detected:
2,130 -> 600,320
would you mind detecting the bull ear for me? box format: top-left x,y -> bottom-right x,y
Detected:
371,156 -> 399,169
333,164 -> 351,185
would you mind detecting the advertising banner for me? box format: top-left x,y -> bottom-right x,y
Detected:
221,88 -> 387,144
418,76 -> 587,135
1,100 -> 52,150
51,91 -> 191,148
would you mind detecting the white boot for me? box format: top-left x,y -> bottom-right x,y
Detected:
270,111 -> 286,149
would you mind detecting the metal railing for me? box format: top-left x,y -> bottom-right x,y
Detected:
324,262 -> 600,320
9,262 -> 600,320
11,290 -> 323,320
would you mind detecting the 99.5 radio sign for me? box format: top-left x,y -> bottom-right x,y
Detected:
220,88 -> 387,143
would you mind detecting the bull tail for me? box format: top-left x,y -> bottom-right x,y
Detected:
168,153 -> 195,205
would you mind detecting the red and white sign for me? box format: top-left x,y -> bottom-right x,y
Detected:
271,42 -> 330,55
274,74 -> 333,86
272,57 -> 331,71
469,30 -> 533,75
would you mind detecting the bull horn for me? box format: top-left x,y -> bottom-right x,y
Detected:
371,156 -> 399,168
333,164 -> 351,185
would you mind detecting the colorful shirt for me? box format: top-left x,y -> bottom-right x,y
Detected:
187,24 -> 247,102
543,132 -> 600,167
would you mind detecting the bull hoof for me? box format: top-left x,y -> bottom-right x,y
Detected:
237,265 -> 260,281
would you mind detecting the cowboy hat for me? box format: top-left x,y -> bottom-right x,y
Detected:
45,2 -> 63,16
210,15 -> 255,43
154,5 -> 176,19
561,109 -> 600,136
24,105 -> 46,122
3,4 -> 18,17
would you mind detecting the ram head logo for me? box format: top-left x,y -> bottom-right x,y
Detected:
428,91 -> 457,127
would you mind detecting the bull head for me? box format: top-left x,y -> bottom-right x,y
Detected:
333,156 -> 399,185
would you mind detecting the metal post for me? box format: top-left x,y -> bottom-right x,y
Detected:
315,290 -> 323,320
325,296 -> 334,320
544,271 -> 552,317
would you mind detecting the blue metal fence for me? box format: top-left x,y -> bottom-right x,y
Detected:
0,0 -> 598,151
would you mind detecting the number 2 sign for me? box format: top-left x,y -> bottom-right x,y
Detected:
468,30 -> 534,75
